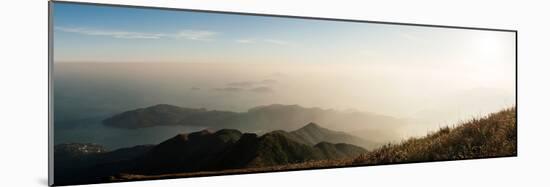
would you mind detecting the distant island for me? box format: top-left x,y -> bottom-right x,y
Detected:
102,104 -> 407,143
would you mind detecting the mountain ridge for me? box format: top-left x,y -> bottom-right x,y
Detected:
54,123 -> 368,185
102,104 -> 406,142
290,122 -> 378,149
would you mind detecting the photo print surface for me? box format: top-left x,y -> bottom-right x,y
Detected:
50,1 -> 517,186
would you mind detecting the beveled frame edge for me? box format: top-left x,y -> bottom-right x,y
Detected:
47,1 -> 518,186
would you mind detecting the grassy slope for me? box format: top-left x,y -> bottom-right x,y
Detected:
111,107 -> 516,181
352,107 -> 516,165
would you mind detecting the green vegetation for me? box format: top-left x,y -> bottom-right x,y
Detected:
249,132 -> 324,166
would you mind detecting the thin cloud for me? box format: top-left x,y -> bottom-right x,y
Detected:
264,39 -> 290,45
214,87 -> 243,92
55,26 -> 217,41
235,38 -> 291,45
250,86 -> 275,93
235,39 -> 255,44
227,81 -> 256,87
55,26 -> 165,39
261,79 -> 278,84
226,79 -> 277,87
176,30 -> 217,41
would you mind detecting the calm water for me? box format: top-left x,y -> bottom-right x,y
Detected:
54,115 -> 204,150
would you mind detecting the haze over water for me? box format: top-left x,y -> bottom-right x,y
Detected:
53,3 -> 516,149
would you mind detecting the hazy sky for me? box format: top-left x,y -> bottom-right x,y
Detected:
53,3 -> 516,135
53,3 -> 515,66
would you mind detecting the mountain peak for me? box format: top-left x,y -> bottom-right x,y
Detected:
151,104 -> 175,108
214,129 -> 241,135
302,122 -> 322,130
247,104 -> 303,113
147,104 -> 183,111
289,122 -> 377,149
188,129 -> 212,138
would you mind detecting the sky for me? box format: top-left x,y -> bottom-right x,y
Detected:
53,3 -> 515,66
52,2 -> 516,137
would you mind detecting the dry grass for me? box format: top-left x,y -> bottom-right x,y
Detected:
111,159 -> 351,181
352,107 -> 516,165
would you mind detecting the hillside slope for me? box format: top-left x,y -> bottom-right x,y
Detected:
290,122 -> 379,149
134,129 -> 242,174
132,127 -> 367,175
54,124 -> 368,185
353,107 -> 516,164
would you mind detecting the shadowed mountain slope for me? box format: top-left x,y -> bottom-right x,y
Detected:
131,125 -> 367,175
289,122 -> 379,149
54,124 -> 367,185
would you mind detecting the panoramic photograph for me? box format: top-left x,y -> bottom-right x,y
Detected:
52,2 -> 516,186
